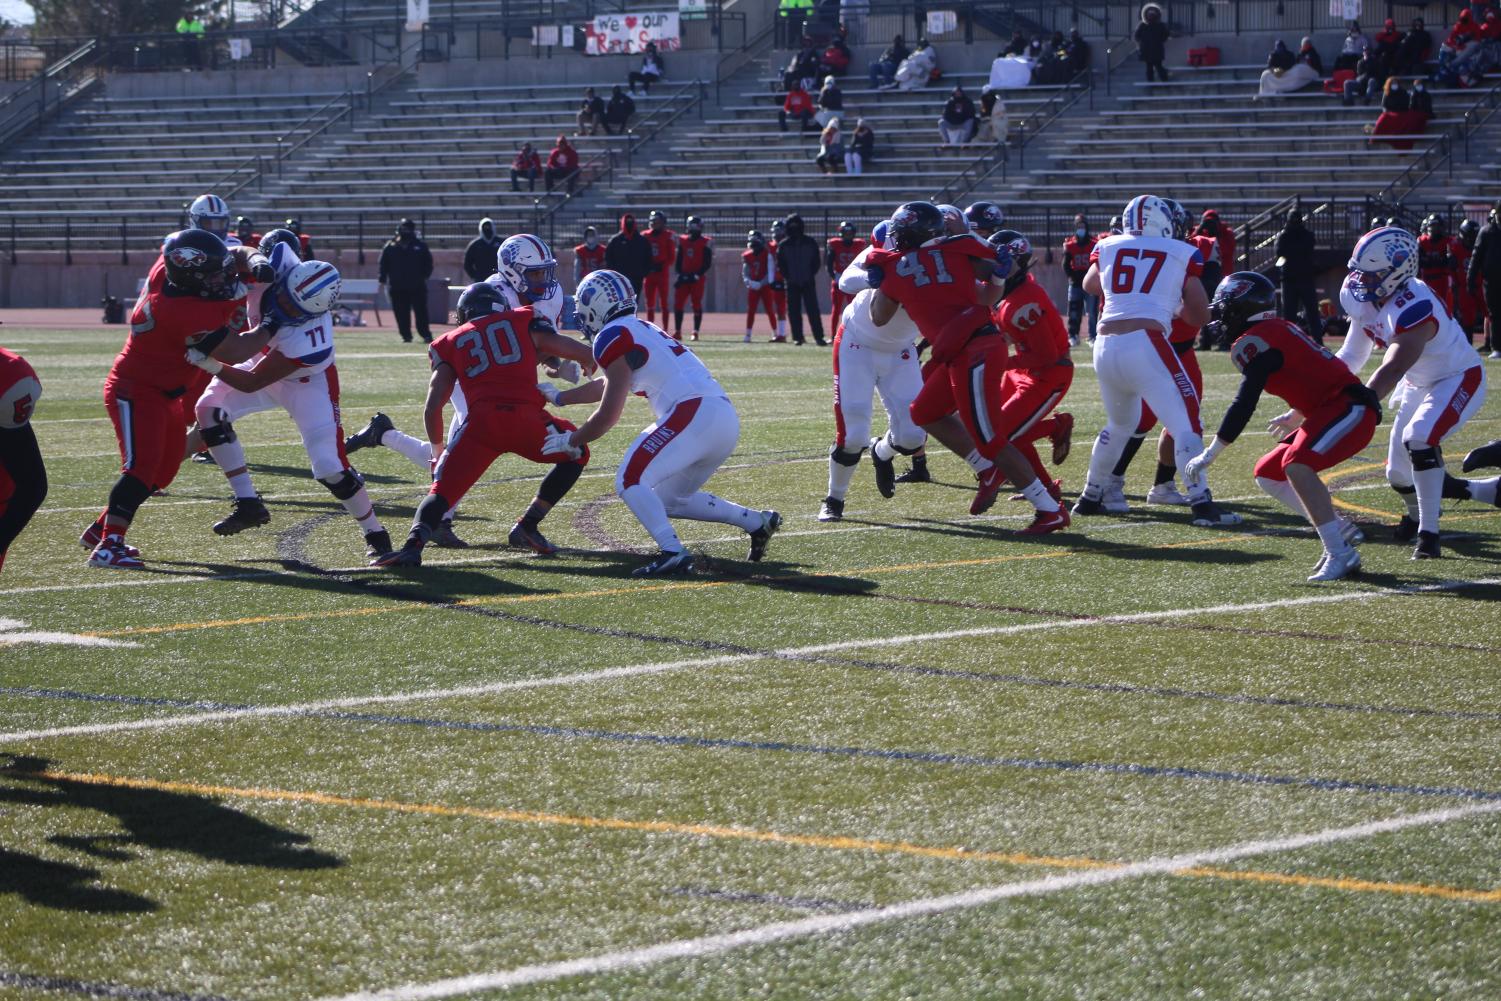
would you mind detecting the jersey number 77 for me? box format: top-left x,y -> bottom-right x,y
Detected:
1110,248 -> 1168,294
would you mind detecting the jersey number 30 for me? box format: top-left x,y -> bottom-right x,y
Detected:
456,319 -> 522,377
1109,249 -> 1168,294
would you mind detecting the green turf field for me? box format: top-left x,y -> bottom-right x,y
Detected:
3,325 -> 1500,1001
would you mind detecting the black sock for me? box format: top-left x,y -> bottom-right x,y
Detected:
105,473 -> 154,525
406,493 -> 449,548
693,311 -> 702,332
674,309 -> 684,334
1112,434 -> 1147,478
537,459 -> 585,507
912,454 -> 928,470
519,501 -> 549,530
1154,461 -> 1176,486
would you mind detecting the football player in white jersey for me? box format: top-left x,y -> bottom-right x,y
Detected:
188,193 -> 235,245
1334,226 -> 1499,557
185,258 -> 393,559
819,221 -> 927,520
1072,194 -> 1240,527
546,269 -> 781,577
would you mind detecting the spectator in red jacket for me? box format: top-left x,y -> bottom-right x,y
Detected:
1191,208 -> 1235,298
509,142 -> 541,192
545,135 -> 579,194
780,79 -> 815,132
1373,17 -> 1404,72
820,29 -> 852,76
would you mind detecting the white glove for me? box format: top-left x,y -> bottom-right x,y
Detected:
1183,439 -> 1225,482
542,427 -> 582,459
186,347 -> 223,374
551,358 -> 582,384
1266,410 -> 1304,437
745,280 -> 761,291
537,382 -> 561,405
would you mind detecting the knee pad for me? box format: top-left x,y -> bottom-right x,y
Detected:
1404,443 -> 1442,472
888,432 -> 925,455
199,410 -> 236,447
830,444 -> 865,467
320,469 -> 364,500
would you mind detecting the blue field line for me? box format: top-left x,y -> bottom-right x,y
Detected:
0,969 -> 234,1001
0,686 -> 250,712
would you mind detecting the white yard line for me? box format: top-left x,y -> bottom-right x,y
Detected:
315,797 -> 1501,1001
1,575 -> 1493,746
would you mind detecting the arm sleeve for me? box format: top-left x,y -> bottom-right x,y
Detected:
1334,325 -> 1374,374
1214,350 -> 1280,444
838,248 -> 875,293
0,424 -> 47,554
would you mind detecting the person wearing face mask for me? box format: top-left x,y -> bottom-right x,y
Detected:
673,216 -> 713,341
1062,215 -> 1098,346
1274,209 -> 1320,337
775,214 -> 826,347
378,218 -> 434,344
1190,209 -> 1234,308
605,213 -> 653,295
1409,77 -> 1434,116
464,217 -> 501,283
574,226 -> 607,287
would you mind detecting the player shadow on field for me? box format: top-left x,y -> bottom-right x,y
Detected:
247,462 -> 409,485
0,846 -> 157,913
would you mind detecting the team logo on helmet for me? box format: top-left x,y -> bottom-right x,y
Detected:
168,246 -> 208,267
891,205 -> 918,227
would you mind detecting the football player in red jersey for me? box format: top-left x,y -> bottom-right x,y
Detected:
1062,213 -> 1098,345
1418,214 -> 1463,311
374,283 -> 597,567
825,220 -> 867,331
1184,273 -> 1382,581
83,230 -> 250,569
573,226 -> 607,287
767,218 -> 789,338
673,216 -> 713,341
742,231 -> 783,343
641,211 -> 677,325
0,344 -> 46,573
863,201 -> 1068,532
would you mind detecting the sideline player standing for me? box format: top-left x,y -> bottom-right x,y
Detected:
825,221 -> 867,335
573,226 -> 607,288
742,231 -> 783,343
551,269 -> 781,576
0,344 -> 45,572
673,216 -> 713,341
1072,195 -> 1240,528
1062,213 -> 1098,346
641,211 -> 677,325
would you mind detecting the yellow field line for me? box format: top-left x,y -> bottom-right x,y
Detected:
1325,459 -> 1500,524
22,768 -> 1500,906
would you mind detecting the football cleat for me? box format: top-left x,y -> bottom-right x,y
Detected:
1101,479 -> 1131,513
1411,530 -> 1441,560
970,465 -> 1005,516
1071,493 -> 1107,516
371,544 -> 421,568
212,496 -> 270,536
870,437 -> 896,498
364,529 -> 394,559
818,496 -> 844,522
1190,501 -> 1242,527
1461,439 -> 1501,472
87,538 -> 144,570
1146,482 -> 1191,506
632,549 -> 694,577
432,519 -> 469,549
894,462 -> 931,484
1394,515 -> 1419,542
742,332 -> 751,343
191,450 -> 217,464
508,521 -> 557,555
1049,412 -> 1074,465
1308,546 -> 1361,582
747,510 -> 781,562
1339,518 -> 1365,546
344,412 -> 394,454
79,522 -> 140,557
1019,507 -> 1070,535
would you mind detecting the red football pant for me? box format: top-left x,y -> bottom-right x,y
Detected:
999,364 -> 1074,482
104,378 -> 188,491
1136,343 -> 1202,434
432,404 -> 586,505
673,279 -> 705,320
909,336 -> 1011,460
1255,395 -> 1378,480
178,367 -> 214,429
642,272 -> 670,324
830,284 -> 852,329
746,288 -> 779,332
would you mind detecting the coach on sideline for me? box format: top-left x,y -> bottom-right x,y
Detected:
379,218 -> 435,344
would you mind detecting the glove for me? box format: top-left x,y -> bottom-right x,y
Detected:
542,427 -> 582,460
537,382 -> 561,405
771,279 -> 786,292
1266,409 -> 1303,438
548,358 -> 582,383
993,243 -> 1013,277
1344,382 -> 1383,421
559,295 -> 579,331
1183,439 -> 1225,482
185,347 -> 223,374
863,263 -> 885,289
251,261 -> 275,284
745,280 -> 762,291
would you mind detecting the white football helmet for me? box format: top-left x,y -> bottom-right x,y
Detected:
188,193 -> 231,240
1121,195 -> 1175,239
1346,226 -> 1418,303
574,269 -> 636,339
495,234 -> 559,301
267,260 -> 341,325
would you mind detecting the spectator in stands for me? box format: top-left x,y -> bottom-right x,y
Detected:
509,142 -> 541,192
816,117 -> 843,174
1274,209 -> 1320,336
1135,4 -> 1171,81
868,34 -> 908,88
545,136 -> 579,194
845,117 -> 873,174
605,213 -> 652,294
1381,76 -> 1411,112
1342,47 -> 1383,105
780,79 -> 816,132
1003,29 -> 1027,56
1191,209 -> 1233,301
463,217 -> 501,283
820,29 -> 852,76
784,37 -> 821,90
1025,36 -> 1045,59
1335,21 -> 1367,71
628,41 -> 665,94
1032,35 -> 1074,85
1298,36 -> 1324,74
1258,39 -> 1320,96
1373,18 -> 1404,73
1410,77 -> 1434,116
938,85 -> 976,146
604,85 -> 635,134
1064,28 -> 1091,73
577,86 -> 605,136
1395,17 -> 1432,73
976,87 -> 1007,144
775,214 -> 826,346
815,75 -> 844,127
378,218 -> 434,344
894,38 -> 937,91
285,218 -> 313,259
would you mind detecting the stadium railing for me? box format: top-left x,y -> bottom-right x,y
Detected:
0,40 -> 101,147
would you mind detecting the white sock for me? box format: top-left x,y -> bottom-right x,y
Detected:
1466,475 -> 1499,505
777,319 -> 787,337
208,439 -> 254,495
1413,467 -> 1444,533
227,471 -> 256,498
872,435 -> 896,462
382,428 -> 432,467
1171,432 -> 1209,504
745,328 -> 753,339
666,492 -> 762,529
964,448 -> 990,474
1255,475 -> 1308,518
1019,478 -> 1060,513
1085,426 -> 1129,497
620,483 -> 683,552
340,485 -> 383,532
1314,519 -> 1345,554
828,459 -> 857,501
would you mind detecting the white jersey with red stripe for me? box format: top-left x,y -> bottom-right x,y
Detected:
592,315 -> 724,422
484,273 -> 565,329
1337,275 -> 1476,388
1092,233 -> 1203,332
247,242 -> 336,379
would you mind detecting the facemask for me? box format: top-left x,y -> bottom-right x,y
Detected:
585,235 -> 598,248
1076,227 -> 1087,238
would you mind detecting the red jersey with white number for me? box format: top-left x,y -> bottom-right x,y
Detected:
592,315 -> 722,422
1418,235 -> 1461,291
0,348 -> 41,429
677,234 -> 711,276
1062,234 -> 1096,280
644,229 -> 676,272
827,237 -> 867,276
742,248 -> 775,284
430,307 -> 543,410
865,234 -> 997,359
112,283 -> 247,394
575,243 -> 607,279
1092,234 -> 1203,331
992,274 -> 1068,370
1231,317 -> 1358,414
